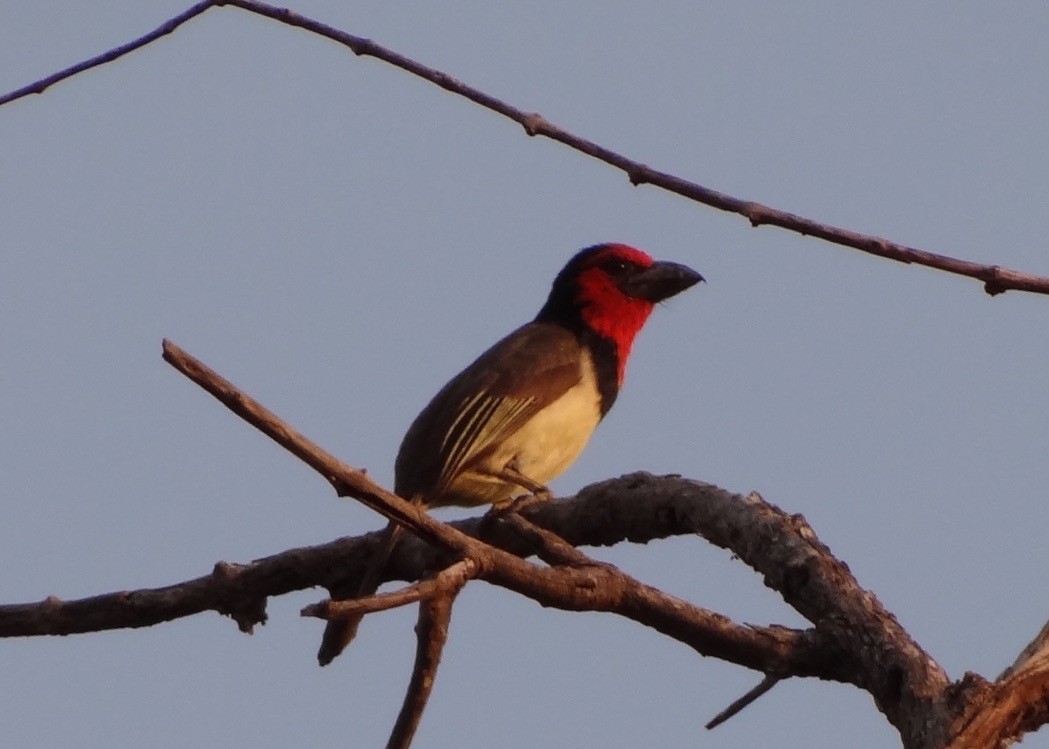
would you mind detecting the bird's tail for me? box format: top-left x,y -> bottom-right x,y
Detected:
317,519 -> 406,666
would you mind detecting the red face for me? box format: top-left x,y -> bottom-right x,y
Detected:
574,245 -> 658,386
537,243 -> 701,388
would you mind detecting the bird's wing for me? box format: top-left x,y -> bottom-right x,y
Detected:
394,322 -> 583,500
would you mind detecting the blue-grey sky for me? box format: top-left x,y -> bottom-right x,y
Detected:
3,3 -> 1049,747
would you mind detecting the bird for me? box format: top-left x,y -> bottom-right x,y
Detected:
317,242 -> 703,665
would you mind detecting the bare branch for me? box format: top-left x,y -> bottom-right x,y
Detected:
24,332 -> 947,741
387,584 -> 464,749
161,339 -> 834,682
489,507 -> 596,567
0,480 -> 820,685
648,483 -> 949,740
15,337 -> 1049,745
303,559 -> 479,621
944,621 -> 1049,748
0,559 -> 274,637
2,2 -> 1046,295
4,5 -> 1049,745
217,0 -> 1048,297
706,674 -> 781,730
0,1 -> 217,107
162,339 -> 465,548
317,519 -> 406,666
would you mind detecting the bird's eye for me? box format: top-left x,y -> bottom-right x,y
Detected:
601,258 -> 631,276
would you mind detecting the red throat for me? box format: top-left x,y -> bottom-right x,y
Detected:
577,266 -> 655,386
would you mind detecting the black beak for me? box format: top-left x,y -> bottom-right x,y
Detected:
620,261 -> 704,302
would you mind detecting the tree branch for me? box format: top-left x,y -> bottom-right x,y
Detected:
217,1 -> 1049,297
13,338 -> 956,742
944,621 -> 1049,748
705,674 -> 781,730
661,485 -> 949,740
2,1 -> 1047,296
0,0 -> 215,107
0,479 -> 820,683
160,339 -> 836,683
303,559 -> 479,622
5,5 -> 1049,745
8,336 -> 1048,745
387,579 -> 464,749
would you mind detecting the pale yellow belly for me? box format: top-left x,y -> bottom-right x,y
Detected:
435,364 -> 603,507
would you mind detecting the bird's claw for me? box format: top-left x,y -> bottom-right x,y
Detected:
498,490 -> 553,514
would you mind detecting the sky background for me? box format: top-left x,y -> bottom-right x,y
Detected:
2,2 -> 1049,747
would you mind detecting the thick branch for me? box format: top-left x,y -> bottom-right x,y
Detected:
161,340 -> 841,681
2,1 -> 1046,295
944,621 -> 1049,748
28,339 -> 1047,745
610,479 -> 949,742
19,335 -> 955,740
949,670 -> 1049,749
0,476 -> 833,681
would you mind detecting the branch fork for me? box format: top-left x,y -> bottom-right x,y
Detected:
0,338 -> 1044,746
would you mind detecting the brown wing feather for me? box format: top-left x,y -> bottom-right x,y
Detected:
394,321 -> 582,504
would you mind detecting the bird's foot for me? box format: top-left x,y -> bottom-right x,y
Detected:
493,462 -> 554,511
496,488 -> 553,514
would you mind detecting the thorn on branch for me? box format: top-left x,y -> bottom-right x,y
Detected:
866,238 -> 908,263
432,71 -> 461,92
983,266 -> 1007,296
745,202 -> 771,227
40,596 -> 64,634
349,37 -> 370,56
628,164 -> 652,186
706,673 -> 781,729
522,113 -> 547,136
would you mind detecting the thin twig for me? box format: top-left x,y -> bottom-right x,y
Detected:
302,559 -> 479,621
2,1 -> 1046,295
0,0 -> 217,107
706,674 -> 781,730
387,585 -> 464,749
490,508 -> 595,567
162,339 -> 440,539
218,0 -> 1045,296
